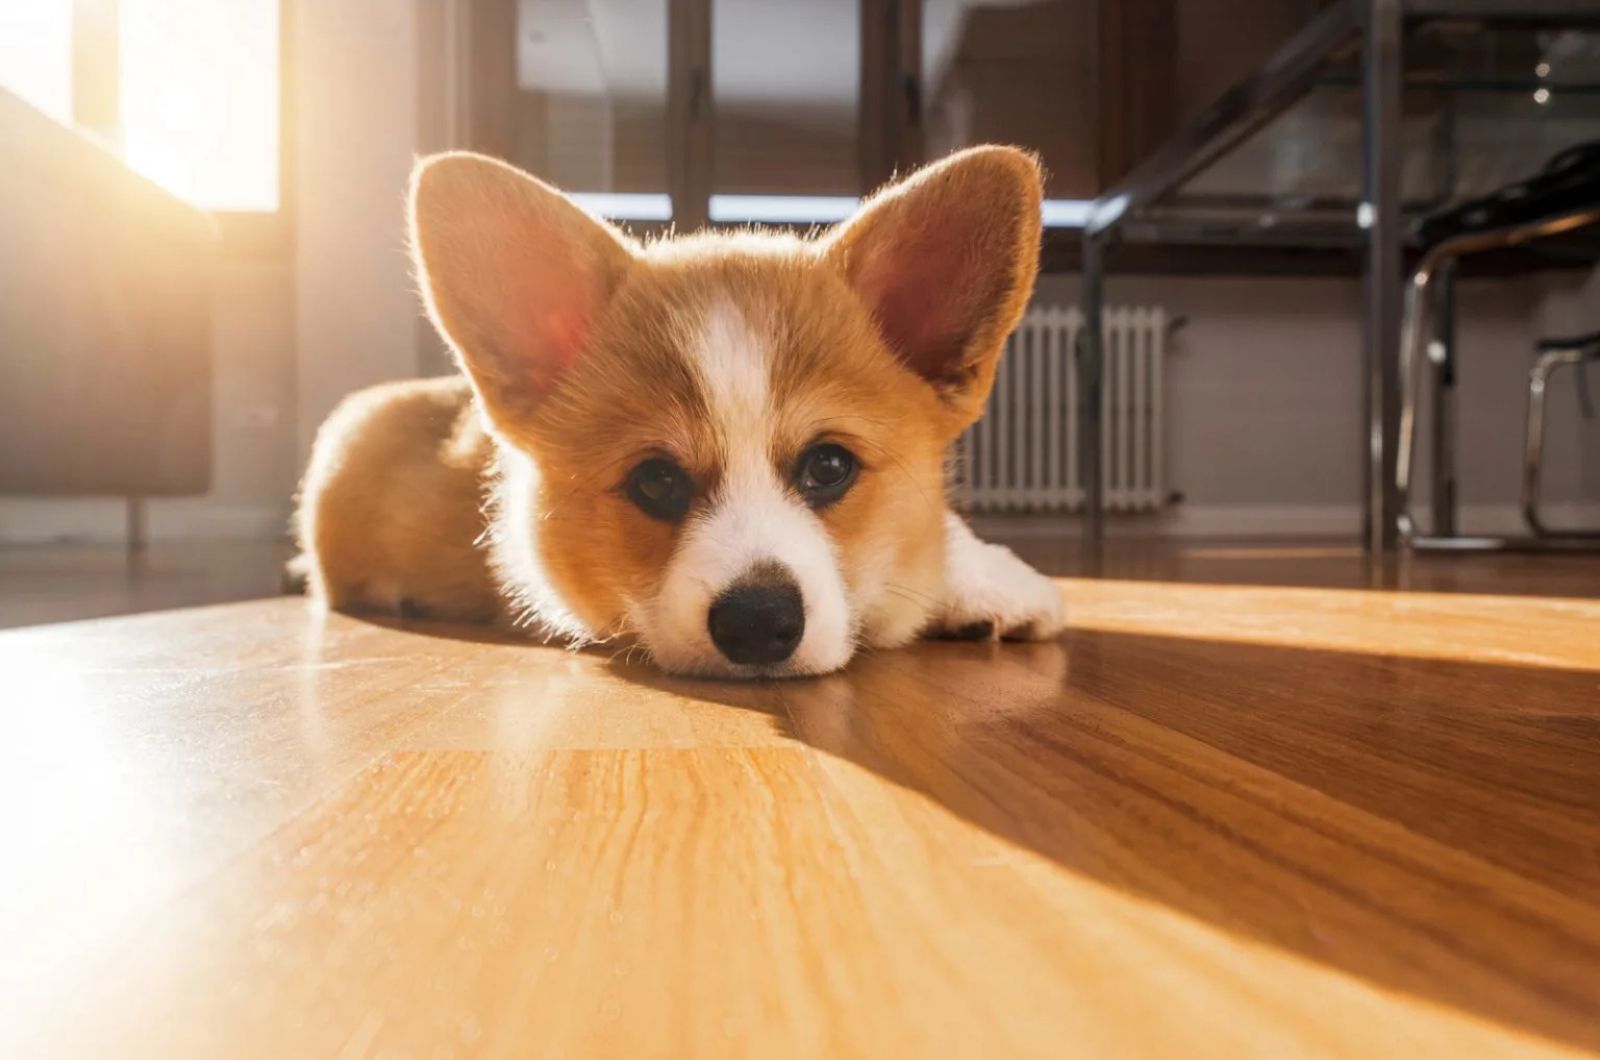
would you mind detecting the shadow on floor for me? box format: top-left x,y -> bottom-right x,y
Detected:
614,626 -> 1600,1052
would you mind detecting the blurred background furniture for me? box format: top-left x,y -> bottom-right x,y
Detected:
1397,141 -> 1600,550
1080,0 -> 1600,555
3,0 -> 1596,620
1524,331 -> 1600,536
0,88 -> 216,548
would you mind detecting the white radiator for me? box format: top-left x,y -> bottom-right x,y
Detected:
955,306 -> 1169,513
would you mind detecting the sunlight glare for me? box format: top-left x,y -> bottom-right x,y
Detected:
120,0 -> 278,210
1060,577 -> 1600,672
0,0 -> 74,123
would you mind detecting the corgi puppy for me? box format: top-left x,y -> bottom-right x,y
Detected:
295,145 -> 1066,677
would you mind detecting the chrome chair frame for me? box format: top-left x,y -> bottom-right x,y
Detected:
1523,341 -> 1600,540
1396,204 -> 1600,552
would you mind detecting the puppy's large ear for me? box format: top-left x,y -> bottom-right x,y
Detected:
823,146 -> 1042,426
410,152 -> 636,427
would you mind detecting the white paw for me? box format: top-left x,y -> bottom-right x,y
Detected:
928,513 -> 1067,641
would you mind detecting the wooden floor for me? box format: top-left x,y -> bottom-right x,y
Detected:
2,546 -> 1599,1057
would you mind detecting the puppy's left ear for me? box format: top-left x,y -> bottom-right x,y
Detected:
823,145 -> 1042,426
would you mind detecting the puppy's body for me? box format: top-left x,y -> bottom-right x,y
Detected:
297,147 -> 1066,676
298,376 -> 500,621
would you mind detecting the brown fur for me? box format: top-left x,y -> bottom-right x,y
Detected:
295,146 -> 1044,664
509,243 -> 956,643
296,376 -> 500,620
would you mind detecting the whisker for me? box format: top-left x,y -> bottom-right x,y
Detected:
885,582 -> 943,607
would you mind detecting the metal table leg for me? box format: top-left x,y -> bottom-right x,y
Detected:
1362,0 -> 1404,555
1079,228 -> 1105,552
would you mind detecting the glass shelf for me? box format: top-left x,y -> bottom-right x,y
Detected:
1115,10 -> 1600,246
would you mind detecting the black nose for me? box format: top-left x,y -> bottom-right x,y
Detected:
707,578 -> 805,666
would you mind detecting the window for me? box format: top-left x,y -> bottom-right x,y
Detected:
512,0 -> 669,210
0,0 -> 282,215
0,2 -> 75,123
712,0 -> 861,203
464,0 -> 1097,232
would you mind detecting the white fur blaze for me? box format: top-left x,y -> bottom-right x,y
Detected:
931,511 -> 1067,640
695,298 -> 771,439
633,297 -> 855,676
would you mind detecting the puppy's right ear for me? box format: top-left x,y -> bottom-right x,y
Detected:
409,153 -> 636,427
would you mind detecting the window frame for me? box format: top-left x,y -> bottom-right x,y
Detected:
453,0 -> 1146,262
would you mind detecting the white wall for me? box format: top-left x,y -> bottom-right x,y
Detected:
293,0 -> 423,458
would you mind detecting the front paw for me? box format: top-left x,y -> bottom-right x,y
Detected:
929,518 -> 1067,642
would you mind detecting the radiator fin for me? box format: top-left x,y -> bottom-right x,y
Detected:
956,305 -> 1167,513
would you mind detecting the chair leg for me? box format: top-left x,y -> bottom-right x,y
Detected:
1429,264 -> 1458,537
1400,278 -> 1600,551
1395,257 -> 1439,543
126,496 -> 147,557
1523,347 -> 1600,539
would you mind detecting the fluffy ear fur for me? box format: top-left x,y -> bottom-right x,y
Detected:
409,152 -> 637,428
823,145 -> 1042,427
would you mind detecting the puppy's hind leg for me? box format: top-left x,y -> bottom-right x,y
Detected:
301,548 -> 406,616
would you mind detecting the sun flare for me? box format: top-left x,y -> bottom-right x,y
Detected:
120,0 -> 279,211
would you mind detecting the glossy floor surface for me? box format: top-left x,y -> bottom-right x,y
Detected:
0,540 -> 293,629
2,543 -> 1599,1057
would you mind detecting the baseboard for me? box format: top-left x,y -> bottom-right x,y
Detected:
969,505 -> 1359,539
971,501 -> 1600,540
0,498 -> 292,545
1435,502 -> 1600,537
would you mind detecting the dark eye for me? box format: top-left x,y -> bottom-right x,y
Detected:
794,443 -> 858,507
625,458 -> 693,521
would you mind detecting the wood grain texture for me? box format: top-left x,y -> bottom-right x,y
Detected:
2,564 -> 1599,1058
